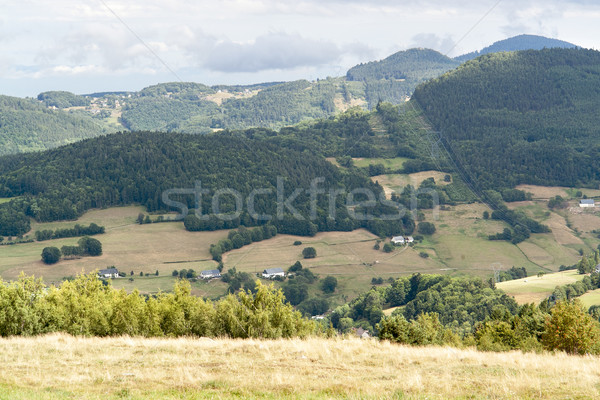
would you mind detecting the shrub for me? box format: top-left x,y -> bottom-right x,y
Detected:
321,276 -> 338,293
288,261 -> 303,272
541,300 -> 600,355
302,247 -> 317,259
293,240 -> 302,246
383,243 -> 393,253
41,247 -> 61,264
417,222 -> 436,235
78,237 -> 102,256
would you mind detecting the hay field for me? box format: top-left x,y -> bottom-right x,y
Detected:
0,207 -> 225,284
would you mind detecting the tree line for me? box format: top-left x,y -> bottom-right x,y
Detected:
0,275 -> 320,338
35,223 -> 105,241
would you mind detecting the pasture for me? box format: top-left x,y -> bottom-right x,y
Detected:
497,270 -> 584,305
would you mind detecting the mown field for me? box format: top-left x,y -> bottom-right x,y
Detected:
351,156 -> 408,169
497,270 -> 584,305
0,207 -> 225,288
1,334 -> 600,400
579,288 -> 600,309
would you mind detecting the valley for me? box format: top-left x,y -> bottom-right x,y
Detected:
3,3 -> 600,397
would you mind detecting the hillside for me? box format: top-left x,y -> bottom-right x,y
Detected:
413,48 -> 600,190
455,34 -> 577,62
0,95 -> 114,155
1,334 -> 599,399
0,130 -> 410,238
346,48 -> 460,106
115,79 -> 356,133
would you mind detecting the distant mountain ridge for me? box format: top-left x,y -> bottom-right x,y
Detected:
454,34 -> 577,62
0,34 -> 583,157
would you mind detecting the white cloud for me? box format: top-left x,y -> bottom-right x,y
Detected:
410,33 -> 456,55
203,33 -> 342,72
2,0 -> 600,96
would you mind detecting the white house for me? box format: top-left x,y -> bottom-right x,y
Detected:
595,264 -> 600,274
262,267 -> 285,279
391,236 -> 405,245
200,269 -> 221,280
405,236 -> 414,244
98,268 -> 120,279
580,199 -> 595,208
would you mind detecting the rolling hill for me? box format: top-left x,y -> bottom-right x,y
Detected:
413,47 -> 600,190
0,95 -> 115,156
346,48 -> 460,106
0,130 -> 412,238
455,34 -> 577,62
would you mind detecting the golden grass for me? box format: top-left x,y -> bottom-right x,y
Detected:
223,230 -> 444,304
570,213 -> 600,233
516,184 -> 600,200
1,334 -> 600,399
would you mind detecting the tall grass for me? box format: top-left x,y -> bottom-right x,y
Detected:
1,334 -> 599,399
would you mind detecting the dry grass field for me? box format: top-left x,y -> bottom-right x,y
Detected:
224,229 -> 445,305
516,184 -> 600,199
371,170 -> 450,198
1,334 -> 599,399
0,207 -> 226,285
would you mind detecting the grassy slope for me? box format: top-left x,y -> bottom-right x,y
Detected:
0,206 -> 225,288
580,289 -> 600,308
497,270 -> 584,304
1,334 -> 600,399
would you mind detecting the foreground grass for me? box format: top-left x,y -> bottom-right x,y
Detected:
1,335 -> 600,399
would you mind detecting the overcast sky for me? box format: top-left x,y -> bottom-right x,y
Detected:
2,0 -> 599,97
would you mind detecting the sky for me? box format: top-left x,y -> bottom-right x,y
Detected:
1,0 -> 600,97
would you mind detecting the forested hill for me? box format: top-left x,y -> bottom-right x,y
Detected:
0,95 -> 113,155
347,48 -> 459,81
413,48 -> 600,189
345,48 -> 460,105
0,131 -> 411,238
455,34 -> 577,62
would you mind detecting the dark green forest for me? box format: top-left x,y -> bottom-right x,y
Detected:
37,91 -> 90,108
0,131 -> 411,238
413,48 -> 600,190
346,48 -> 459,106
